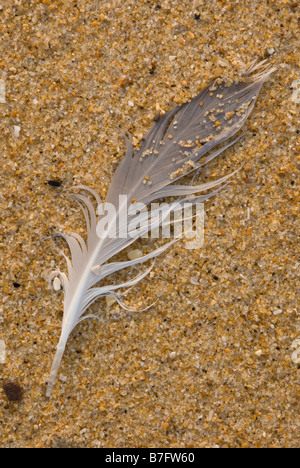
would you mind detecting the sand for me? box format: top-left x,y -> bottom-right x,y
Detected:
0,0 -> 299,448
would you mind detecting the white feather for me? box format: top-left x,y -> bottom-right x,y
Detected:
46,60 -> 275,397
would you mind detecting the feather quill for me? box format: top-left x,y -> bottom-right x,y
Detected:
46,60 -> 275,397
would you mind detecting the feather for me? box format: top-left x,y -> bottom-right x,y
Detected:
46,60 -> 275,397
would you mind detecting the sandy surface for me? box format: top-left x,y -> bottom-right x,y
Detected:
0,0 -> 299,448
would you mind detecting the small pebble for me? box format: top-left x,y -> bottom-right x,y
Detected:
291,338 -> 300,364
106,296 -> 117,307
193,0 -> 204,8
59,374 -> 67,383
0,79 -> 6,103
127,249 -> 143,260
2,381 -> 23,401
13,125 -> 20,137
0,340 -> 5,364
53,277 -> 61,291
291,349 -> 300,364
47,180 -> 62,187
291,79 -> 300,104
